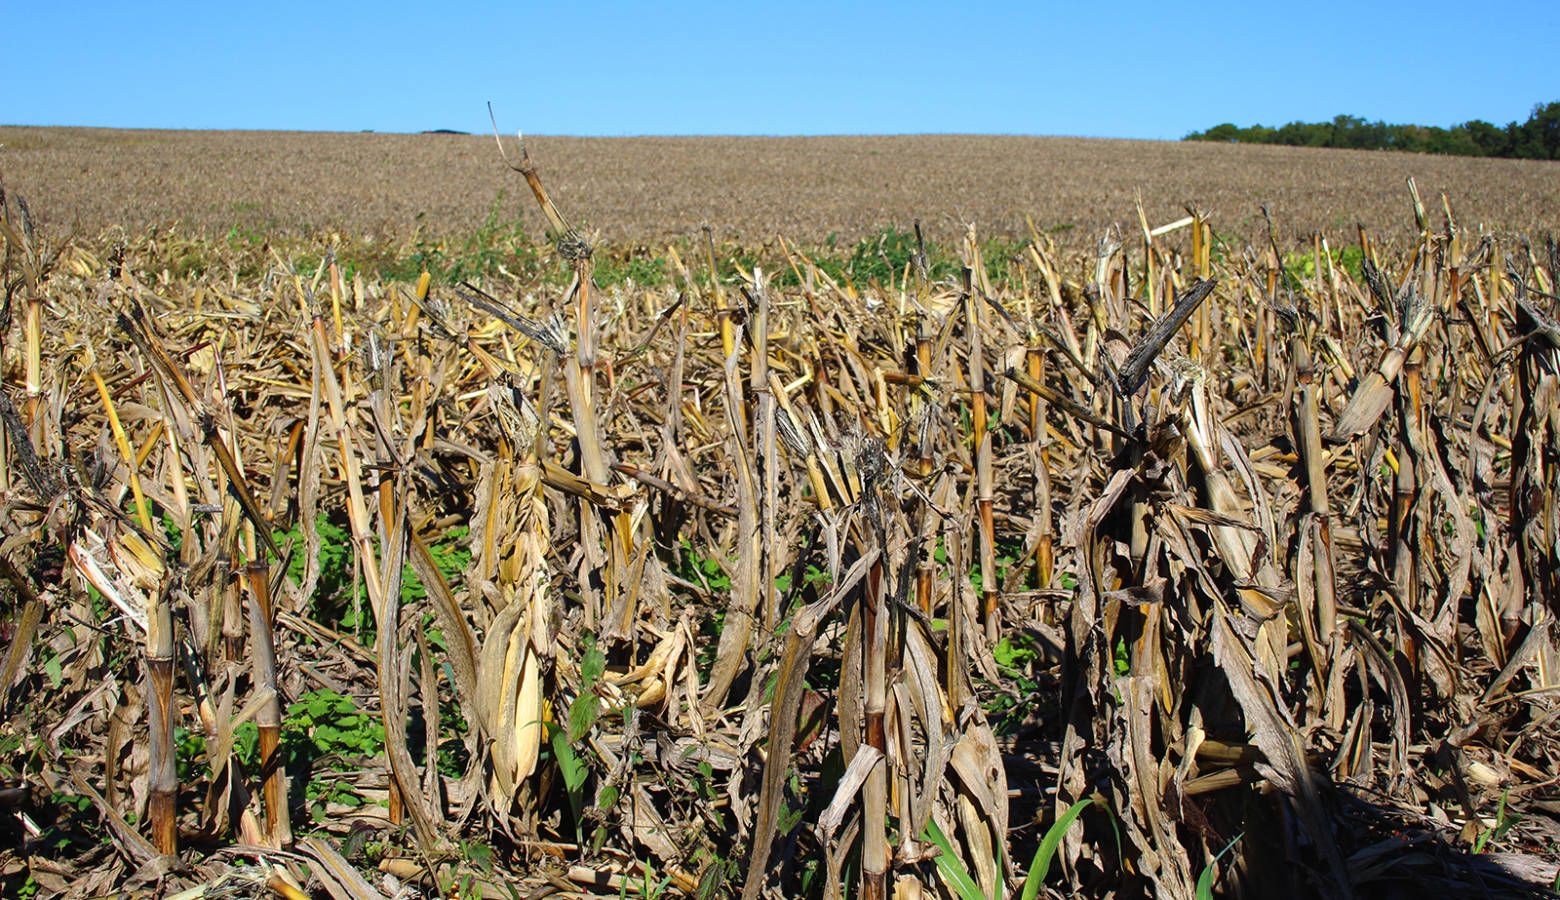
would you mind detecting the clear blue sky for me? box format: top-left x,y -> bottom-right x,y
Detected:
6,0 -> 1555,139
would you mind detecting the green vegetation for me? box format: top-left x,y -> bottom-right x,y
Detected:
373,219 -> 1027,297
553,633 -> 605,844
920,798 -> 1097,900
1282,244 -> 1365,287
1196,833 -> 1244,900
726,226 -> 1025,293
1022,798 -> 1101,900
388,193 -> 547,284
271,514 -> 352,603
986,633 -> 1046,735
923,816 -> 1002,900
1186,100 -> 1560,159
1472,790 -> 1517,853
176,689 -> 385,822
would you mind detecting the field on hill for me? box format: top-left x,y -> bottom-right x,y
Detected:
2,126 -> 1557,248
1,130 -> 1559,900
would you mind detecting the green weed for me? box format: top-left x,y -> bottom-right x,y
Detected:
1472,790 -> 1517,853
271,514 -> 352,602
176,689 -> 385,821
551,633 -> 605,845
1195,832 -> 1243,899
386,192 -> 547,284
1021,797 -> 1098,899
595,250 -> 670,288
985,633 -> 1045,735
1281,245 -> 1365,288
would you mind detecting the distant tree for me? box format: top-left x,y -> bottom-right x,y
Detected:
1183,101 -> 1559,160
1329,114 -> 1369,149
1514,101 -> 1560,159
1463,119 -> 1510,157
1505,121 -> 1527,157
1273,121 -> 1312,146
1200,123 -> 1241,142
1366,120 -> 1393,150
1429,126 -> 1481,156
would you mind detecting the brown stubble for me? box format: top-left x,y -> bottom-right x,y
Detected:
5,126 -> 1559,247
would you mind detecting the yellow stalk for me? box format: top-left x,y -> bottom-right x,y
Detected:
331,261 -> 346,346
91,369 -> 153,532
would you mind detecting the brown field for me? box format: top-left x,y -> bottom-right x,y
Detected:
2,126 -> 1555,247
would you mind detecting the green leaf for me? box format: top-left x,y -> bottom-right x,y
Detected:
549,723 -> 590,797
1473,790 -> 1514,853
922,818 -> 989,900
580,634 -> 605,686
567,694 -> 600,744
1021,798 -> 1095,899
1196,832 -> 1243,900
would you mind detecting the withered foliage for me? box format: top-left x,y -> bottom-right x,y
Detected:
1,146 -> 1559,900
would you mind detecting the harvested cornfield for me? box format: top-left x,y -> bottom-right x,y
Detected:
2,126 -> 1558,247
2,138 -> 1559,900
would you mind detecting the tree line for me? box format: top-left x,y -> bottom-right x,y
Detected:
1184,101 -> 1560,160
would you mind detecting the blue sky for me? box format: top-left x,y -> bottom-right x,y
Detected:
6,1 -> 1555,139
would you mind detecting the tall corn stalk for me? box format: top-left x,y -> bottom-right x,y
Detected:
1510,289 -> 1560,616
963,250 -> 1000,644
1289,316 -> 1340,716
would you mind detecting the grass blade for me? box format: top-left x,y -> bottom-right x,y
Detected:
1196,833 -> 1244,900
1021,797 -> 1096,899
923,817 -> 988,900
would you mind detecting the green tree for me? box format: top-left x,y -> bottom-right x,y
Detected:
1198,123 -> 1241,142
1327,114 -> 1366,148
1181,100 -> 1560,160
1463,119 -> 1510,157
1514,101 -> 1560,159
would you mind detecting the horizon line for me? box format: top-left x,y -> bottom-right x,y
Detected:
0,123 -> 1185,142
